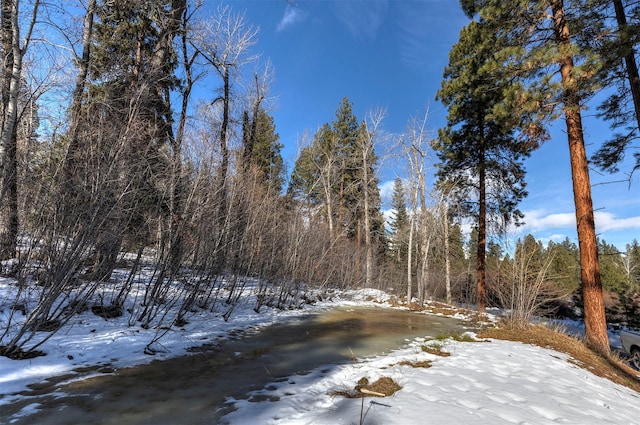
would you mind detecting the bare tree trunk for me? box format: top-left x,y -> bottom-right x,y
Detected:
417,164 -> 429,305
0,0 -> 39,260
213,66 -> 231,272
443,201 -> 452,304
477,153 -> 487,313
158,0 -> 186,275
552,0 -> 609,355
63,0 -> 96,188
407,185 -> 416,305
363,149 -> 372,287
361,113 -> 383,288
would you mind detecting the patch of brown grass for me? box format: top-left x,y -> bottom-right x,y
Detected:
423,301 -> 459,316
478,324 -> 640,392
433,332 -> 483,343
399,359 -> 432,368
330,376 -> 402,398
421,344 -> 451,357
407,302 -> 426,311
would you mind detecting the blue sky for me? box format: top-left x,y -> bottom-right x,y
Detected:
228,0 -> 640,250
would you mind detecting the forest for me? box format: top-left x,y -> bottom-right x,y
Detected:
0,0 -> 639,359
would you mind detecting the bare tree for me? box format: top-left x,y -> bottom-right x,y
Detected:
493,236 -> 568,328
190,4 -> 258,271
360,108 -> 385,287
399,109 -> 433,306
0,0 -> 40,260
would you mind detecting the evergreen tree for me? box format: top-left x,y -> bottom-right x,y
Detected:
435,17 -> 539,312
67,0 -> 184,279
245,108 -> 285,194
460,0 -> 610,355
389,177 -> 409,262
628,239 -> 640,289
547,237 -> 581,292
332,97 -> 365,238
599,239 -> 627,293
589,0 -> 640,175
288,144 -> 322,205
287,98 -> 383,248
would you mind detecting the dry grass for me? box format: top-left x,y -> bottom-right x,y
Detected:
399,359 -> 432,368
423,301 -> 463,316
478,324 -> 640,392
421,343 -> 451,357
434,332 -> 481,343
330,376 -> 402,398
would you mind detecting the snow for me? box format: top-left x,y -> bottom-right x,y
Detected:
1,275 -> 639,424
226,338 -> 639,425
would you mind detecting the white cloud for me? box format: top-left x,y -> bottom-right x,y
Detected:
594,212 -> 640,232
378,179 -> 396,206
277,4 -> 308,32
333,0 -> 388,40
522,209 -> 640,233
523,210 -> 575,230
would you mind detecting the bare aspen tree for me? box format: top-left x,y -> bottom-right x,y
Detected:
0,0 -> 40,260
191,4 -> 258,271
407,180 -> 416,303
433,190 -> 453,304
400,110 -> 432,306
315,127 -> 338,238
360,109 -> 384,287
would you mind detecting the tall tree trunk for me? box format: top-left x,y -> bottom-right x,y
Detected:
0,0 -> 39,260
214,66 -> 231,272
443,201 -> 452,304
477,158 -> 487,313
321,162 -> 334,238
417,163 -> 429,305
552,0 -> 609,355
612,0 -> 640,132
0,0 -> 18,260
156,0 -> 186,275
362,144 -> 372,287
63,0 -> 96,190
168,4 -> 192,274
407,207 -> 414,305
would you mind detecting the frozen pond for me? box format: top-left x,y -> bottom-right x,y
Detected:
2,306 -> 471,424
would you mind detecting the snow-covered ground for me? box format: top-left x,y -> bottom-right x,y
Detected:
1,275 -> 638,424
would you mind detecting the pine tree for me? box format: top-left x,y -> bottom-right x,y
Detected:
288,98 -> 383,248
67,0 -> 184,280
435,17 -> 539,312
628,240 -> 640,289
590,0 -> 640,175
389,177 -> 409,262
332,97 -> 364,238
288,145 -> 322,205
460,0 -> 609,354
547,237 -> 581,292
599,239 -> 627,293
245,108 -> 285,194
